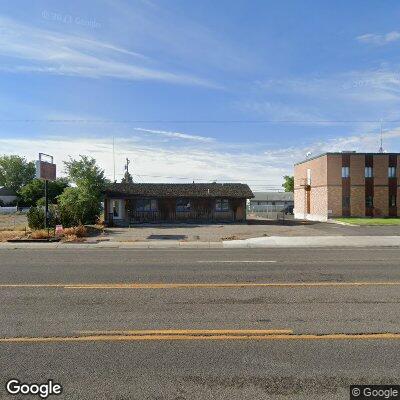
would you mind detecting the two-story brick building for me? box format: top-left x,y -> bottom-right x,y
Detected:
294,152 -> 400,221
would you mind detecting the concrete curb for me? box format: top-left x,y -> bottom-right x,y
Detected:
223,235 -> 400,248
1,236 -> 400,249
326,219 -> 358,226
0,241 -> 224,249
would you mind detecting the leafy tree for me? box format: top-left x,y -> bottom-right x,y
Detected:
57,156 -> 106,226
0,155 -> 35,192
121,170 -> 133,184
19,178 -> 69,207
282,175 -> 294,192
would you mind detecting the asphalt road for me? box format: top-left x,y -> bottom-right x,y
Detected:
0,248 -> 400,399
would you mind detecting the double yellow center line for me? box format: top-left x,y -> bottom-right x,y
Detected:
2,330 -> 400,343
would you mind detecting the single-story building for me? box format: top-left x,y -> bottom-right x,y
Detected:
103,182 -> 254,225
0,187 -> 17,205
249,192 -> 294,212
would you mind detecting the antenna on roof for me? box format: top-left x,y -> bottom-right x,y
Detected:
125,158 -> 130,173
112,136 -> 116,183
378,119 -> 384,153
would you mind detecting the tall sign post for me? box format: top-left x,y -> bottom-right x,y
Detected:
36,153 -> 56,230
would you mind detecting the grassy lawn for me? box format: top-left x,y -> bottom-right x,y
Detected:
335,218 -> 400,226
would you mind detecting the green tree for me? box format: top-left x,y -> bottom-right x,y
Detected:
19,178 -> 69,207
57,156 -> 106,226
121,170 -> 133,184
0,155 -> 35,192
282,175 -> 294,192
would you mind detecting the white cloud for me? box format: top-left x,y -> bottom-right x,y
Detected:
2,124 -> 400,191
0,135 -> 285,189
134,128 -> 215,143
0,16 -> 218,87
356,31 -> 400,45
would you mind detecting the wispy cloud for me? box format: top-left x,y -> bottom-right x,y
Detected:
2,124 -> 399,189
356,31 -> 400,45
0,16 -> 218,87
134,128 -> 215,143
237,100 -> 324,122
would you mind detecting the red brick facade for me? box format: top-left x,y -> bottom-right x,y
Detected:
294,152 -> 400,220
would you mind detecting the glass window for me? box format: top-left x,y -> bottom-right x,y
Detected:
342,196 -> 350,209
389,167 -> 396,178
390,195 -> 397,207
365,196 -> 374,208
307,169 -> 311,185
342,166 -> 350,178
365,167 -> 373,178
112,200 -> 120,217
176,198 -> 191,212
136,198 -> 158,211
215,198 -> 230,212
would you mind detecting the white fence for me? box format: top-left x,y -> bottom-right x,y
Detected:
249,204 -> 286,213
0,207 -> 18,214
0,207 -> 30,214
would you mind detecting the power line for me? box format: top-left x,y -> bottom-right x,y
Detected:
0,119 -> 396,124
134,174 -> 282,182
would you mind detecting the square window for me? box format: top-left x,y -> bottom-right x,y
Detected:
176,198 -> 191,212
342,166 -> 350,178
390,195 -> 397,207
136,198 -> 157,212
365,196 -> 374,208
215,198 -> 230,212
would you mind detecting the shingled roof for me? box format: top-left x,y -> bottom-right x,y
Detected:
104,183 -> 254,199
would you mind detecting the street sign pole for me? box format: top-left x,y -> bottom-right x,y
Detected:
36,153 -> 56,234
44,179 -> 49,230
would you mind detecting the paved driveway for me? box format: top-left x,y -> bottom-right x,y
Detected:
105,220 -> 400,242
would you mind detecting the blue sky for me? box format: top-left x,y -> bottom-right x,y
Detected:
1,0 -> 400,189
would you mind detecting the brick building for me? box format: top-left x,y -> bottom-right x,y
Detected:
294,152 -> 400,221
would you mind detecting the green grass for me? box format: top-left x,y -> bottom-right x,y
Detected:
335,218 -> 400,226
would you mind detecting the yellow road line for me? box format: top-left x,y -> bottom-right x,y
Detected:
77,329 -> 293,336
66,282 -> 400,289
2,332 -> 400,343
1,282 -> 400,289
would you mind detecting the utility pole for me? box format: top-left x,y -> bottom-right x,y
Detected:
44,179 -> 48,230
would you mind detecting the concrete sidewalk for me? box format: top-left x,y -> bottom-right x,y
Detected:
1,235 -> 400,249
223,235 -> 400,248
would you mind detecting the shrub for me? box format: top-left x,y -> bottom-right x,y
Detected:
27,206 -> 45,230
58,187 -> 101,227
0,230 -> 24,242
27,205 -> 58,230
30,230 -> 52,239
62,225 -> 87,238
